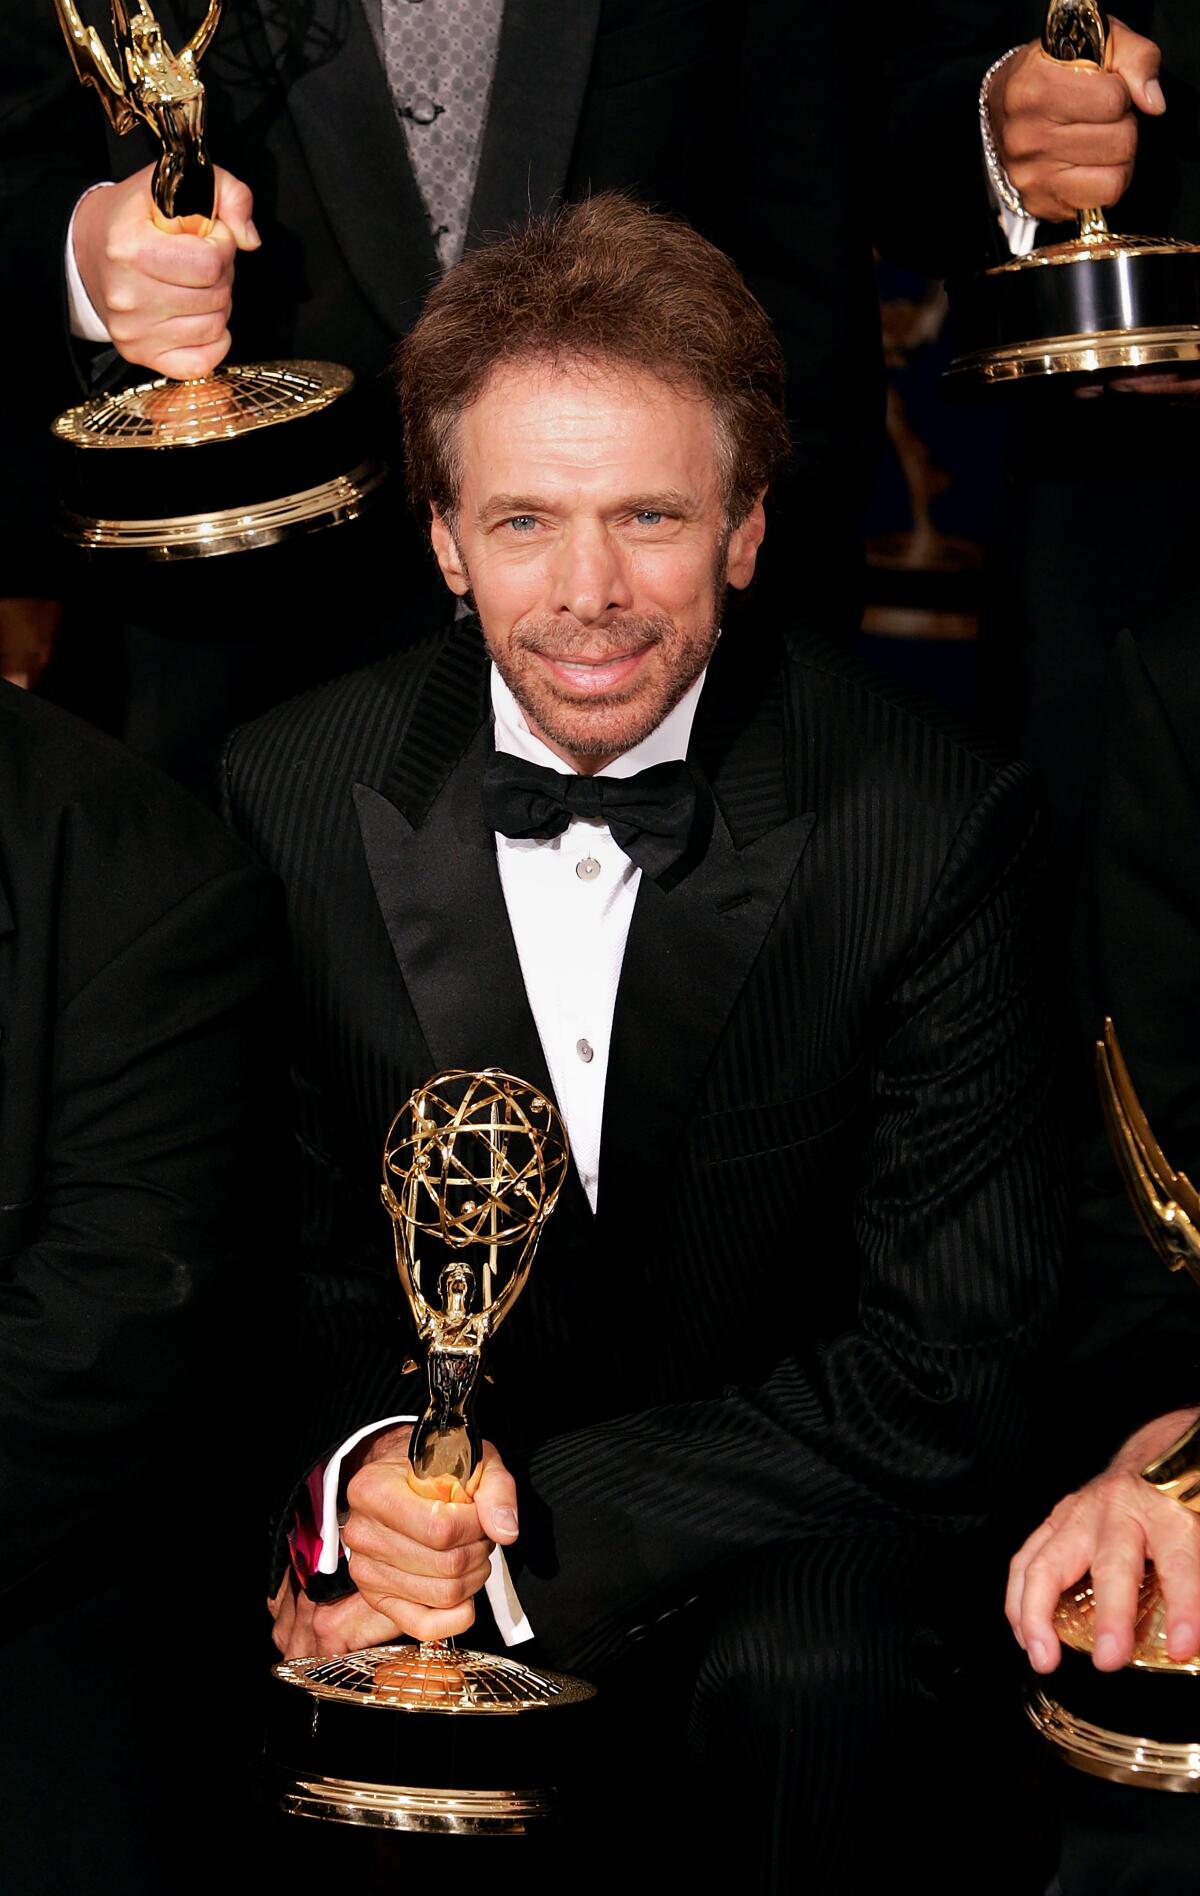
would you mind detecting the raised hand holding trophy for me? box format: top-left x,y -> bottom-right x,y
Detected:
50,1 -> 384,558
946,0 -> 1200,390
270,1070 -> 596,1838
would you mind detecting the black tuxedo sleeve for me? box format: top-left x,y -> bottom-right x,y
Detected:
1065,617 -> 1200,1458
512,762 -> 1063,1672
0,854 -> 276,1601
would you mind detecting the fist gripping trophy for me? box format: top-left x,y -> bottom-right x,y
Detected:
271,1071 -> 596,1839
49,2 -> 381,557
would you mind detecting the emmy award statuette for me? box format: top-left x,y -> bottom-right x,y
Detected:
49,1 -> 385,558
945,0 -> 1200,390
269,1070 -> 597,1837
1028,1020 -> 1200,1789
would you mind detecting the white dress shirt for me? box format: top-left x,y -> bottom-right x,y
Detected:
490,661 -> 706,1214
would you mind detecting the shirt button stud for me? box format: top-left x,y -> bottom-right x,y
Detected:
576,1037 -> 594,1063
576,855 -> 601,881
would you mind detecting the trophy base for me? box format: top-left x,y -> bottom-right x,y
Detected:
51,361 -> 388,558
1027,1574 -> 1200,1792
280,1775 -> 555,1836
1028,1679 -> 1200,1793
268,1643 -> 598,1837
944,234 -> 1200,391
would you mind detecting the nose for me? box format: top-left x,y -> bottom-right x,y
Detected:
547,519 -> 634,624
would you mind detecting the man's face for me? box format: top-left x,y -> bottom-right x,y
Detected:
429,357 -> 766,772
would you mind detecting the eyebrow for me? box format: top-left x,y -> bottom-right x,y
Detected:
476,489 -> 699,526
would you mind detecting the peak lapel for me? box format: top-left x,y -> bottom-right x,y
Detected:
252,0 -> 439,338
465,0 -> 603,246
354,625 -> 554,1097
598,647 -> 814,1205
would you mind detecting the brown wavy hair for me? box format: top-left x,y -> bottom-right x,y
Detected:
396,193 -> 790,529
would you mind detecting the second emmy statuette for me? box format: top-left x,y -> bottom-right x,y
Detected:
269,1069 -> 597,1837
1028,1020 -> 1200,1789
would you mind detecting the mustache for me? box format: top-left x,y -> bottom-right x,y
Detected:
511,614 -> 671,661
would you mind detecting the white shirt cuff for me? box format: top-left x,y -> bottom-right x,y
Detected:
992,183 -> 1040,258
66,185 -> 115,343
978,49 -> 1040,257
317,1414 -> 534,1647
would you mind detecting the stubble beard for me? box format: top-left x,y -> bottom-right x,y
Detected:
490,591 -> 724,763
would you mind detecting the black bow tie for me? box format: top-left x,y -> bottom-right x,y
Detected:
482,752 -> 699,879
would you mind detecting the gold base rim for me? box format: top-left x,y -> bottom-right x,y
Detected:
272,1642 -> 597,1714
280,1773 -> 554,1835
52,359 -> 354,449
944,325 -> 1200,387
1028,1687 -> 1200,1792
987,234 -> 1200,274
58,458 -> 387,559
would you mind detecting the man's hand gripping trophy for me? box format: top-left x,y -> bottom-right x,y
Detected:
57,1 -> 259,379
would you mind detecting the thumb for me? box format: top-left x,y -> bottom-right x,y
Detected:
214,166 -> 260,249
476,1440 -> 520,1544
1109,17 -> 1165,113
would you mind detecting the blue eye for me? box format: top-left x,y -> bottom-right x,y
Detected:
507,515 -> 537,532
634,510 -> 663,526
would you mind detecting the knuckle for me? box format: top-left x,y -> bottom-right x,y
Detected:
425,1508 -> 461,1553
436,1540 -> 474,1580
346,1464 -> 390,1515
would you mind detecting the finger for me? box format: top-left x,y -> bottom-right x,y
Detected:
149,333 -> 233,379
121,229 -> 234,294
110,312 -> 231,358
475,1440 -> 519,1545
1026,61 -> 1132,126
213,167 -> 260,249
1089,1509 -> 1152,1670
310,1589 -> 468,1656
347,1458 -> 486,1551
271,1591 -> 297,1654
1109,17 -> 1165,115
346,1547 -> 492,1613
343,1509 -> 490,1580
1006,1517 -> 1058,1644
1033,114 -> 1139,170
1047,163 -> 1136,212
1145,1510 -> 1200,1662
1020,1516 -> 1103,1670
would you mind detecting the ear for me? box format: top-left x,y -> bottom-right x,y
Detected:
429,505 -> 470,596
724,492 -> 767,592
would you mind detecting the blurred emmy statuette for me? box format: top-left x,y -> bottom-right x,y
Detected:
269,1069 -> 597,1837
49,1 -> 384,558
1028,1019 -> 1200,1789
946,0 -> 1200,391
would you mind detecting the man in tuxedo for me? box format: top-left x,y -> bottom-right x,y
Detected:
883,3 -> 1200,865
1,0 -> 880,782
225,195 -> 1062,1889
0,681 -> 276,1894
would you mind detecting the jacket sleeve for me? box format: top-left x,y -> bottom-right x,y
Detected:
0,853 -> 277,1600
1066,620 -> 1200,1461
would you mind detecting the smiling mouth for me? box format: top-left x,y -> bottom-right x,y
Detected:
533,647 -> 652,694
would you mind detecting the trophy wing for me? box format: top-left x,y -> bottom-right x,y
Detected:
53,0 -> 138,135
1097,1017 -> 1200,1289
182,0 -> 224,71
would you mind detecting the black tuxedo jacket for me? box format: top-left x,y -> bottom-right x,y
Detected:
1057,607 -> 1200,1471
0,684 -> 276,1892
224,617 -> 1063,1672
2,0 -> 882,611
